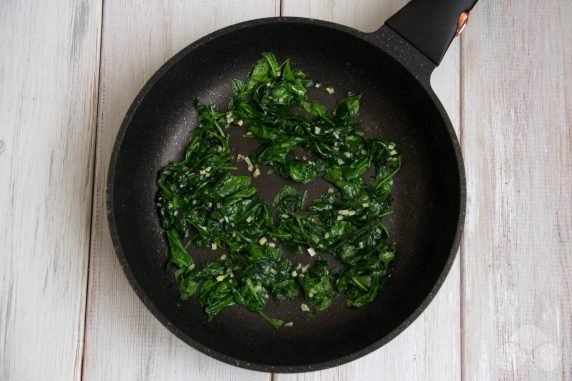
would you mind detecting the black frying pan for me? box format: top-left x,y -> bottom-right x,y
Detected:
108,0 -> 478,373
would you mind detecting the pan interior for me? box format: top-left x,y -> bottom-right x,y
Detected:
111,22 -> 461,368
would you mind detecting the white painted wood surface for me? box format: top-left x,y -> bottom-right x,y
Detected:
278,1 -> 461,380
82,2 -> 277,381
461,2 -> 572,380
0,1 -> 102,380
1,0 -> 571,380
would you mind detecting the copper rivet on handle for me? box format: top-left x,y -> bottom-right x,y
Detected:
456,11 -> 470,36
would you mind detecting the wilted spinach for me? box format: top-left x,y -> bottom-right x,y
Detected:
157,53 -> 401,327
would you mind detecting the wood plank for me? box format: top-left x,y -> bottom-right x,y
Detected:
83,2 -> 279,380
0,1 -> 102,380
278,1 -> 461,380
461,1 -> 572,379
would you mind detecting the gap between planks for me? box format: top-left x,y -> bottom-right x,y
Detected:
79,0 -> 106,379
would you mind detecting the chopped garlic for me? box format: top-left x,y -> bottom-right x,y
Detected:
362,203 -> 369,208
344,152 -> 352,158
270,268 -> 278,275
333,132 -> 340,139
216,275 -> 227,282
237,154 -> 245,162
237,119 -> 244,126
253,167 -> 261,178
314,82 -> 321,88
244,156 -> 254,171
328,187 -> 335,193
211,242 -> 217,250
388,143 -> 395,150
268,242 -> 276,248
314,126 -> 321,135
324,232 -> 330,239
291,271 -> 298,277
246,216 -> 252,223
389,150 -> 397,156
301,264 -> 310,273
301,303 -> 311,312
307,247 -> 317,257
325,87 -> 335,94
359,241 -> 364,249
338,209 -> 356,216
337,215 -> 344,221
259,237 -> 268,246
220,254 -> 227,261
284,322 -> 294,327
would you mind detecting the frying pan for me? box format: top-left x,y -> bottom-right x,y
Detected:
108,0 -> 478,373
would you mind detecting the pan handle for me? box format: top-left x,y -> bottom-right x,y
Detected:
385,0 -> 478,65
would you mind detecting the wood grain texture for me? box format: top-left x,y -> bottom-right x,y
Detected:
83,2 -> 278,380
279,1 -> 462,380
461,1 -> 572,379
0,0 -> 101,380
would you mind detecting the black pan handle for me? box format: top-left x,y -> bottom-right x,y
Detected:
385,0 -> 478,65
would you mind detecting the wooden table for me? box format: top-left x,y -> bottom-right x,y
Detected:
1,1 -> 570,379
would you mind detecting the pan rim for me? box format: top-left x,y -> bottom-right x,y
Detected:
107,16 -> 466,373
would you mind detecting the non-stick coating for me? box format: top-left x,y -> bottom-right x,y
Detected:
109,19 -> 463,372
